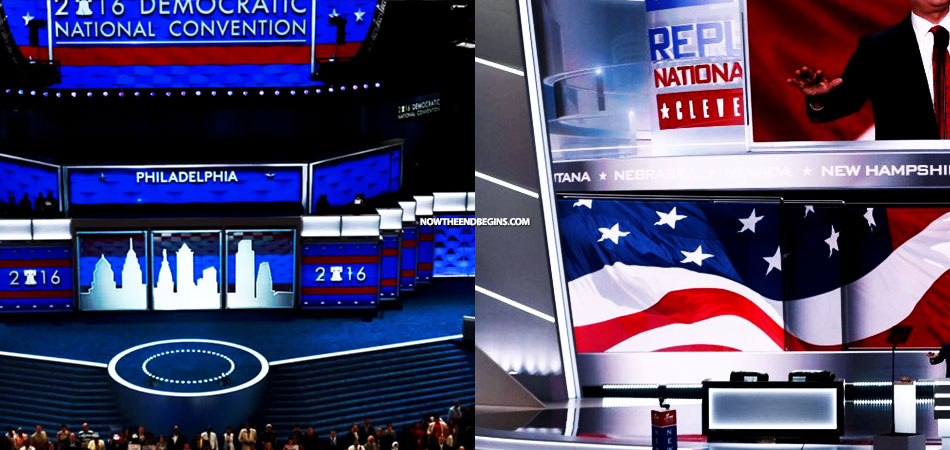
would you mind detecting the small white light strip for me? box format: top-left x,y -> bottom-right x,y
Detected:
0,350 -> 107,368
474,57 -> 525,77
474,171 -> 539,199
475,436 -> 653,450
475,285 -> 555,323
269,334 -> 463,366
142,349 -> 235,385
603,384 -> 660,390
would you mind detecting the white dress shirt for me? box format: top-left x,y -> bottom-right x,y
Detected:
223,434 -> 234,450
910,11 -> 950,105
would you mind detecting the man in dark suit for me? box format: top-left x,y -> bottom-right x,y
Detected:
788,0 -> 950,139
324,431 -> 342,450
169,427 -> 187,450
298,428 -> 318,450
427,436 -> 447,450
356,422 -> 373,447
928,343 -> 950,376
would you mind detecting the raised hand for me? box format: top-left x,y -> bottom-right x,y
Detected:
786,66 -> 843,97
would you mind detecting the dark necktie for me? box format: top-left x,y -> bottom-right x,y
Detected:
932,25 -> 950,138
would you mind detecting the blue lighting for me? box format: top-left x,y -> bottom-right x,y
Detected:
375,82 -> 380,88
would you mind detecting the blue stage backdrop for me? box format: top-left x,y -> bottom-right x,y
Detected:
433,214 -> 474,278
78,231 -> 149,311
400,226 -> 417,291
0,242 -> 74,312
225,229 -> 295,309
300,239 -> 380,309
67,165 -> 304,209
379,233 -> 400,300
310,146 -> 401,211
152,230 -> 223,310
2,0 -> 381,88
0,154 -> 60,216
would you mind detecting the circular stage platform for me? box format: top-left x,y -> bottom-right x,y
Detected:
108,339 -> 269,431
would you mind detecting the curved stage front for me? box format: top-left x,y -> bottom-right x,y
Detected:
108,339 -> 269,432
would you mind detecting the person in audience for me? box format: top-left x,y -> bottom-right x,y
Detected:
259,427 -> 274,450
298,428 -> 316,450
363,437 -> 377,450
86,437 -> 104,450
31,425 -> 49,450
281,439 -> 297,450
63,434 -> 81,450
155,436 -> 167,450
169,427 -> 186,450
324,431 -> 341,450
345,427 -> 359,448
447,402 -> 462,422
199,427 -> 216,450
55,425 -> 70,450
379,426 -> 394,450
427,436 -> 446,450
133,426 -> 152,446
357,422 -> 373,447
221,428 -> 234,450
1,429 -> 14,450
77,425 -> 95,448
345,439 -> 363,450
287,426 -> 301,449
238,423 -> 256,450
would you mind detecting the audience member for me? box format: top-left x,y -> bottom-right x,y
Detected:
62,435 -> 81,450
238,423 -> 256,450
379,426 -> 394,450
345,427 -> 359,448
298,428 -> 316,450
324,431 -> 341,450
221,428 -> 234,450
132,426 -> 152,445
286,426 -> 301,449
55,426 -> 69,450
447,402 -> 462,422
86,437 -> 104,450
77,425 -> 95,448
426,436 -> 446,450
281,439 -> 297,450
169,427 -> 186,450
155,436 -> 167,450
30,426 -> 49,450
363,437 -> 377,450
357,422 -> 374,446
199,427 -> 216,450
259,426 -> 274,450
345,439 -> 363,450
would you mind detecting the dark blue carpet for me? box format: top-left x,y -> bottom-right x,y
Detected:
0,279 -> 473,363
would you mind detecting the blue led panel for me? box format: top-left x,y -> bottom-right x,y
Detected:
433,214 -> 474,278
310,146 -> 402,211
0,242 -> 74,312
416,223 -> 434,283
0,154 -> 60,216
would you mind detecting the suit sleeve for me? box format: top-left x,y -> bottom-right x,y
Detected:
934,345 -> 949,364
805,37 -> 872,123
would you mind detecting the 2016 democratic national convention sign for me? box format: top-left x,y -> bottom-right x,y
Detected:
3,0 -> 379,88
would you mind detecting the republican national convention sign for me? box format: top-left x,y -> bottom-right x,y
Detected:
3,0 -> 380,87
558,197 -> 950,352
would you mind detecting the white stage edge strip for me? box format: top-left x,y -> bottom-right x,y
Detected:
475,57 -> 525,77
0,350 -> 108,368
476,285 -> 555,323
475,171 -> 540,199
269,334 -> 464,366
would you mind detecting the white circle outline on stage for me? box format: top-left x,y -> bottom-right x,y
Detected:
108,338 -> 269,397
142,349 -> 236,385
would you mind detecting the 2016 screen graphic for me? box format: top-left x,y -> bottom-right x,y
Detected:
0,243 -> 74,312
300,240 -> 380,308
2,0 -> 379,88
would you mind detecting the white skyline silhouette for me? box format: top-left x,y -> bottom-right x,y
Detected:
153,242 -> 220,310
80,238 -> 147,310
227,239 -> 293,308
